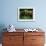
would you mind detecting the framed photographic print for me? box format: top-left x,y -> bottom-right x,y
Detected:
18,7 -> 35,21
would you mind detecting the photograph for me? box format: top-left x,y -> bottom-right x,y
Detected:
18,7 -> 35,21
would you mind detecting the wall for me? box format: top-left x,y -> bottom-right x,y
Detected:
0,0 -> 46,30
